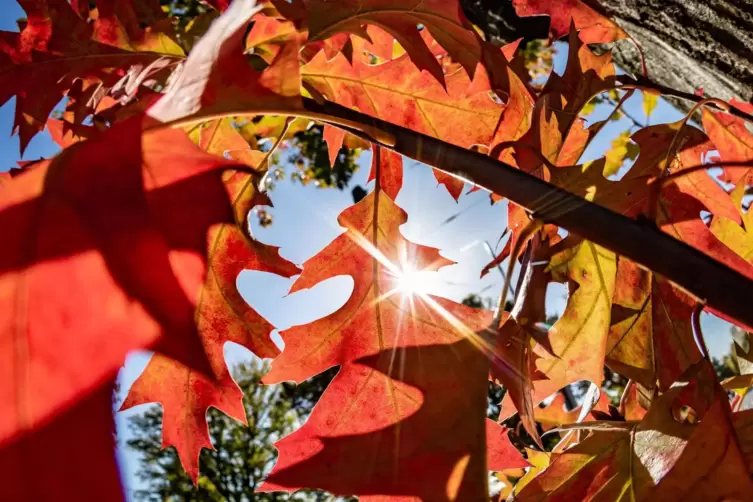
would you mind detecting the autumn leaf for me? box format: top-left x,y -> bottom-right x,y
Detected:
720,326 -> 753,397
323,124 -> 346,166
301,0 -> 483,84
0,116 -> 243,473
642,91 -> 659,119
603,130 -> 639,177
119,119 -> 300,481
148,1 -> 302,125
606,257 -> 701,391
367,146 -> 403,200
544,28 -> 616,124
302,35 -> 503,199
628,122 -> 740,222
619,381 -> 647,421
46,118 -> 95,148
530,239 -> 616,407
263,192 -> 457,384
261,327 -> 526,499
257,146 -> 527,497
702,101 -> 753,185
512,0 -> 627,44
535,392 -> 579,431
512,30 -> 615,178
492,316 -> 541,446
514,448 -> 552,495
0,0 -> 183,152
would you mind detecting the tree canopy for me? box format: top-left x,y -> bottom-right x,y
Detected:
2,0 -> 753,500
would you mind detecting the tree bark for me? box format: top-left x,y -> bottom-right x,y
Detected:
462,0 -> 753,109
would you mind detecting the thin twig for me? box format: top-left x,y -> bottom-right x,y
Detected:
603,92 -> 646,129
258,116 -> 294,192
692,302 -> 710,360
617,75 -> 753,124
653,160 -> 753,187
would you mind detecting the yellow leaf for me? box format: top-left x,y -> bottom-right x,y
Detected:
643,91 -> 659,118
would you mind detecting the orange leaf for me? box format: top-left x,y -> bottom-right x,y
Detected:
702,104 -> 753,185
302,0 -> 483,84
302,36 -> 503,199
607,257 -> 702,391
259,163 -> 523,496
512,0 -> 627,44
367,146 -> 403,200
323,124 -> 345,167
263,189 -> 457,383
535,392 -> 579,431
261,310 -> 525,499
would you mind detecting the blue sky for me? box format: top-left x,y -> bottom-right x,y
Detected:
0,0 -> 738,493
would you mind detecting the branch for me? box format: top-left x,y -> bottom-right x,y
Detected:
301,98 -> 753,331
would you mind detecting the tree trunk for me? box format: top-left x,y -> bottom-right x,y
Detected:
462,0 -> 753,110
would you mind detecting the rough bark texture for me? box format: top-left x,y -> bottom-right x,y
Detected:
462,0 -> 753,109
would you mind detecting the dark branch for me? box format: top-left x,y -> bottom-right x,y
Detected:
303,97 -> 753,331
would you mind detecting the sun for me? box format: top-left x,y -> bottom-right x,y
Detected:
394,265 -> 433,296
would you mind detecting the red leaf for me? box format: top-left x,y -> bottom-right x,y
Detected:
120,119 -> 300,481
512,0 -> 627,44
323,124 -> 345,167
263,189 -> 456,383
702,105 -> 753,185
367,146 -> 403,200
148,2 -> 302,125
261,314 -> 521,499
302,0 -> 483,84
259,166 -> 515,496
0,116 -> 240,463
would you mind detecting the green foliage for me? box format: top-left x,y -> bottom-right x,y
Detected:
288,125 -> 360,189
125,361 -> 342,501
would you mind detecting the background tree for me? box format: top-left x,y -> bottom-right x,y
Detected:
125,362 -> 341,502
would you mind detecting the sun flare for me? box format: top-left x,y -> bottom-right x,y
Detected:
395,266 -> 433,295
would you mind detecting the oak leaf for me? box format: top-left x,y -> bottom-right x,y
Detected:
606,257 -> 701,391
301,36 -> 503,199
261,333 -> 527,500
702,100 -> 753,185
529,239 -> 616,408
119,120 -> 300,481
301,0 -> 483,84
0,116 -> 242,473
260,149 -> 525,497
